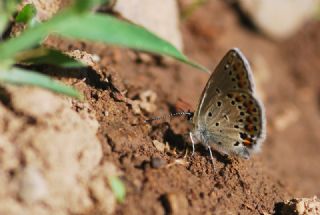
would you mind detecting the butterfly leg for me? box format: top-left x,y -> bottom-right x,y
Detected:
207,145 -> 215,165
189,132 -> 196,156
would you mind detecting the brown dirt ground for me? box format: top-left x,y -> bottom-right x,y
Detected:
3,1 -> 320,214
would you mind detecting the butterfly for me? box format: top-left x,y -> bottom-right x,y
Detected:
189,48 -> 266,162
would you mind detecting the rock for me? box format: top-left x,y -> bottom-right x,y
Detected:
152,140 -> 166,152
151,157 -> 167,168
18,166 -> 48,204
129,90 -> 158,114
0,86 -> 112,215
237,0 -> 320,39
66,50 -> 101,67
162,192 -> 189,215
9,87 -> 63,118
113,0 -> 183,50
278,196 -> 320,215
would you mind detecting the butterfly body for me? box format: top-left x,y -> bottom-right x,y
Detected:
190,48 -> 266,159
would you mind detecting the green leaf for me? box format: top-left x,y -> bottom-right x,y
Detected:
16,47 -> 84,68
0,9 -> 72,60
0,4 -> 208,72
15,4 -> 37,24
73,0 -> 110,12
0,0 -> 21,34
0,67 -> 82,99
56,14 -> 208,72
108,176 -> 125,203
0,8 -> 208,72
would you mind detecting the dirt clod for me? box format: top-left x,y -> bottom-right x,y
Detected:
162,192 -> 189,215
151,157 -> 167,169
277,197 -> 320,215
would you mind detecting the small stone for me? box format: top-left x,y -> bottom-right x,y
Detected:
152,140 -> 166,152
139,90 -> 157,113
237,0 -> 320,39
113,0 -> 183,50
66,50 -> 100,67
280,196 -> 320,215
162,192 -> 189,215
151,157 -> 166,169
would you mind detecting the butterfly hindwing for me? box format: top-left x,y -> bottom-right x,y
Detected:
203,91 -> 265,157
192,48 -> 266,158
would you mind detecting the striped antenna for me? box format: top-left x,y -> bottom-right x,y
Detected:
144,112 -> 193,123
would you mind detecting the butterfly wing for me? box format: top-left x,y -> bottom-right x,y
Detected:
193,48 -> 266,158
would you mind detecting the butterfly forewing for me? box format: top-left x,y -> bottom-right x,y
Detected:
193,48 -> 266,158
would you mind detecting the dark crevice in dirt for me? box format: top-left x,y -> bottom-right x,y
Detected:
159,194 -> 171,215
163,126 -> 186,151
0,86 -> 14,112
0,86 -> 38,125
18,64 -> 121,93
227,1 -> 258,33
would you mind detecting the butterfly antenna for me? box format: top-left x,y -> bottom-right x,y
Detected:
144,111 -> 193,123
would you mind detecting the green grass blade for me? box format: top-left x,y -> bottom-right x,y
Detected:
0,0 -> 21,34
56,14 -> 209,72
73,0 -> 110,12
16,47 -> 84,68
108,176 -> 126,203
0,9 -> 72,59
0,8 -> 208,72
0,67 -> 82,99
15,3 -> 37,24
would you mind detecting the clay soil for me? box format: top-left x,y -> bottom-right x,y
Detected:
3,1 -> 320,214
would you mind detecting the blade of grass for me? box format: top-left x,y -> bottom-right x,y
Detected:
56,14 -> 209,72
108,176 -> 125,203
15,3 -> 37,24
74,0 -> 110,12
0,0 -> 21,34
0,67 -> 82,99
16,47 -> 84,68
0,8 -> 208,73
0,9 -> 72,59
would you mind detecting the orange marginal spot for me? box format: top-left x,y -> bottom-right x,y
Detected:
243,138 -> 252,146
